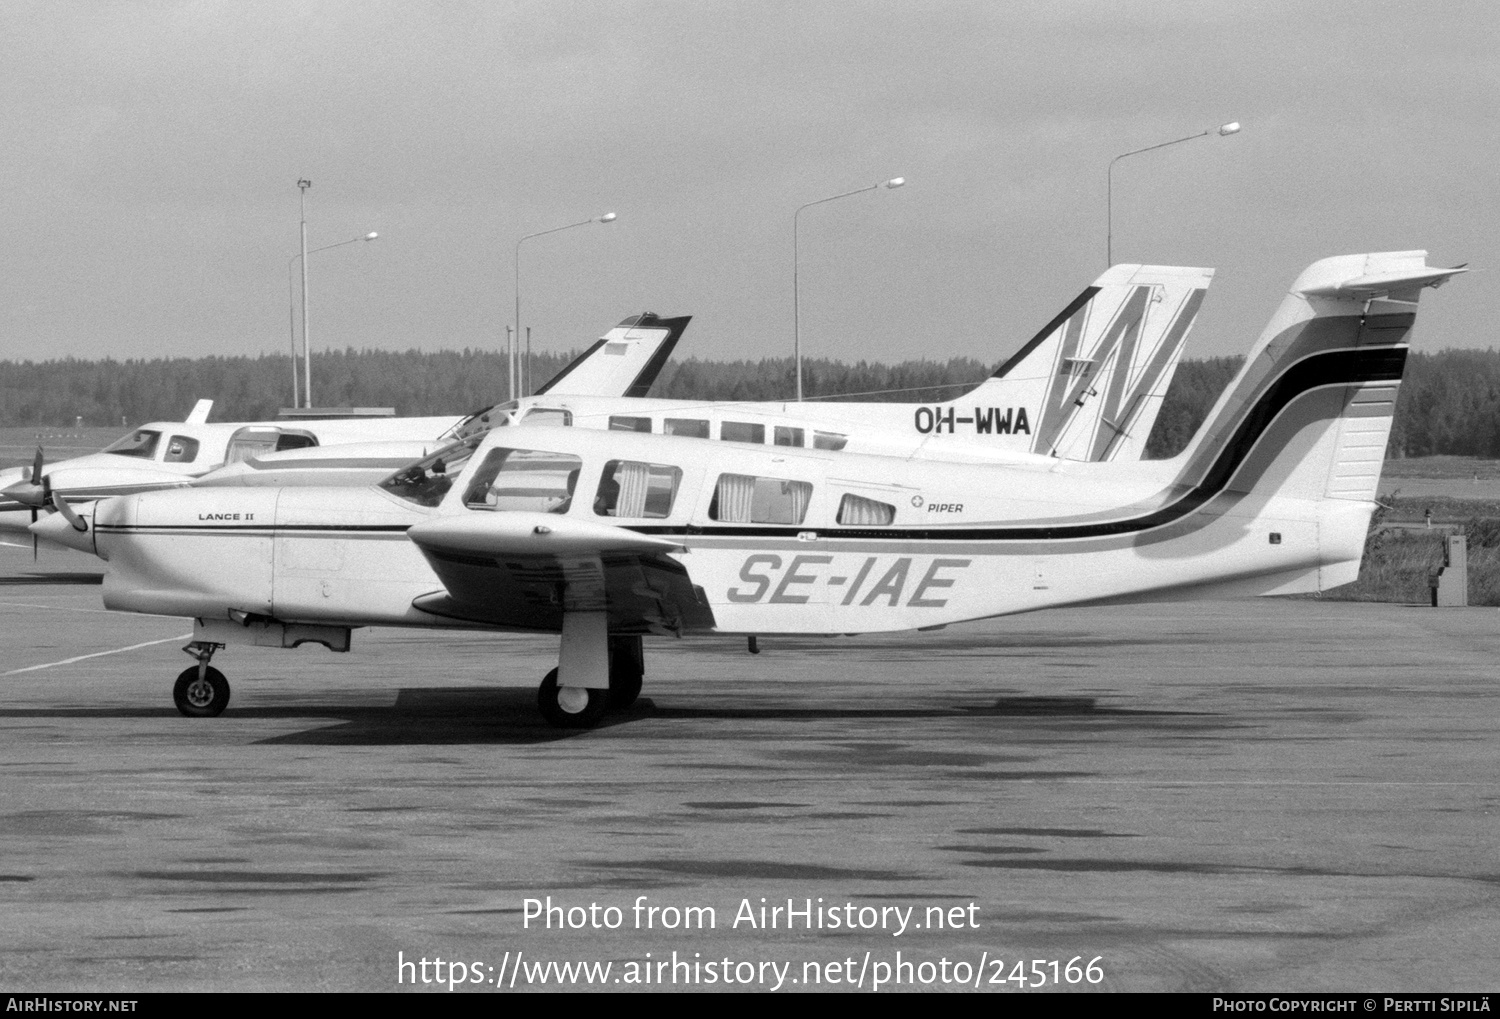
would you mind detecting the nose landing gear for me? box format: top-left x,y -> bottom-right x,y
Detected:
174,641 -> 230,717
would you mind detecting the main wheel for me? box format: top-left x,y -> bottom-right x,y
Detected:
608,668 -> 643,710
173,666 -> 230,718
607,635 -> 644,710
537,668 -> 608,728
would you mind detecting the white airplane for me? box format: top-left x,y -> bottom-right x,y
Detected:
0,313 -> 689,541
186,263 -> 1214,494
33,252 -> 1462,728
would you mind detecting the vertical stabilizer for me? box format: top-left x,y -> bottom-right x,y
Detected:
535,313 -> 691,398
955,265 -> 1212,461
1168,252 -> 1466,587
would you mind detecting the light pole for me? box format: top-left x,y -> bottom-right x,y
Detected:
288,232 -> 379,407
1107,122 -> 1239,266
297,180 -> 311,407
514,212 -> 617,402
793,177 -> 905,402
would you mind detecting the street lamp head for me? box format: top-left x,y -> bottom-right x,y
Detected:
1218,122 -> 1241,136
883,177 -> 906,189
363,232 -> 379,241
596,212 -> 617,223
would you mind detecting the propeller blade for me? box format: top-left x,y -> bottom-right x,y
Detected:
31,507 -> 37,561
31,445 -> 43,483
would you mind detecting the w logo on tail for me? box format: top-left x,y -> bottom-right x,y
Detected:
1031,268 -> 1211,461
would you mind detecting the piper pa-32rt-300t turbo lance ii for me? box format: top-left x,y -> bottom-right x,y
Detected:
35,252 -> 1463,727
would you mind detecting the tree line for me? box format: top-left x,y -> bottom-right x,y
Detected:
0,347 -> 1495,460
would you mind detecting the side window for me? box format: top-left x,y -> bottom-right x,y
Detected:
521,408 -> 572,427
720,421 -> 765,444
609,416 -> 652,433
837,494 -> 895,526
163,435 -> 200,464
774,426 -> 804,447
664,418 -> 709,439
462,448 -> 581,513
813,431 -> 848,451
709,474 -> 813,525
594,460 -> 682,519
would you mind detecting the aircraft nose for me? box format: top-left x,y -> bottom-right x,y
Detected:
28,507 -> 95,555
2,480 -> 46,508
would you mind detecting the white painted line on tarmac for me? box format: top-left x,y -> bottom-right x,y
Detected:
0,601 -> 118,615
3,633 -> 193,676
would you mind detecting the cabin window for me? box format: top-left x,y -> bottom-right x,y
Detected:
378,435 -> 483,507
609,416 -> 653,433
837,494 -> 895,526
104,429 -> 161,460
462,447 -> 582,514
163,435 -> 200,464
813,431 -> 848,451
709,474 -> 813,525
720,421 -> 765,444
594,460 -> 681,519
774,426 -> 804,447
520,408 -> 572,427
664,418 -> 709,439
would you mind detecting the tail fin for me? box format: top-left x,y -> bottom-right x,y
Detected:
535,313 -> 690,398
954,265 -> 1212,461
1171,251 -> 1465,585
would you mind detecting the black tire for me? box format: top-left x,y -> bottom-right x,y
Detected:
173,666 -> 230,718
608,669 -> 643,710
537,668 -> 608,728
608,635 -> 644,710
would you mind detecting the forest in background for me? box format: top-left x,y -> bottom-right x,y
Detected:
0,347 -> 1493,460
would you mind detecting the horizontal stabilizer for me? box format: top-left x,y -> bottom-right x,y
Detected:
1296,254 -> 1468,299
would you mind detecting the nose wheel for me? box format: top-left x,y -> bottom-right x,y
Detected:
173,666 -> 230,717
174,641 -> 230,717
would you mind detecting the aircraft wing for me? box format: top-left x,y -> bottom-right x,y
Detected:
535,313 -> 690,399
406,513 -> 716,635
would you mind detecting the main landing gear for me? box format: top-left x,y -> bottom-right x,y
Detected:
173,641 -> 230,717
536,635 -> 644,729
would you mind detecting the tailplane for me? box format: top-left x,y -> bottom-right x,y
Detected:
955,264 -> 1212,461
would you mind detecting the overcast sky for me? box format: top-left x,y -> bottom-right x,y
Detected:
0,0 -> 1494,379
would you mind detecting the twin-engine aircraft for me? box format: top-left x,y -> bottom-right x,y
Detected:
0,314 -> 689,542
33,252 -> 1462,727
187,263 -> 1214,494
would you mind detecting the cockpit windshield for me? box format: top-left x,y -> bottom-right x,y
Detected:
104,429 -> 162,459
441,401 -> 517,443
377,435 -> 483,507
